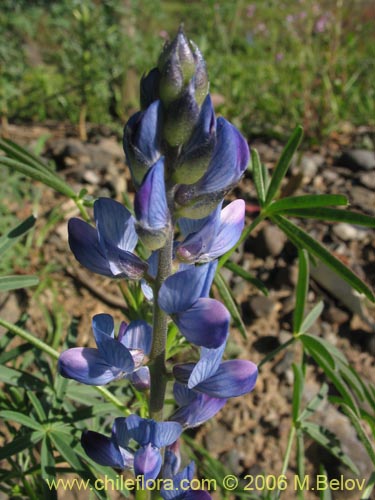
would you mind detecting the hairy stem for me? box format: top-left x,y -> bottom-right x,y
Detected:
149,188 -> 175,421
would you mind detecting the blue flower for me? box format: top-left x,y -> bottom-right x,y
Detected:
162,450 -> 212,499
58,314 -> 151,386
176,199 -> 245,263
158,262 -> 229,348
68,198 -> 147,280
134,158 -> 170,250
123,100 -> 163,187
173,359 -> 258,398
175,118 -> 250,218
81,415 -> 182,481
170,383 -> 226,429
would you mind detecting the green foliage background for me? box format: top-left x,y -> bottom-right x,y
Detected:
1,0 -> 374,138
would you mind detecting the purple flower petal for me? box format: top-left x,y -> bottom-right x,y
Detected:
104,242 -> 148,279
187,340 -> 227,389
135,159 -> 169,231
68,218 -> 112,276
176,205 -> 221,263
81,430 -> 127,469
94,198 -> 138,252
127,366 -> 150,390
197,118 -> 249,193
58,347 -> 122,385
174,360 -> 258,398
120,320 -> 152,355
134,443 -> 162,481
171,384 -> 226,428
92,314 -> 135,372
158,263 -> 215,314
177,200 -> 245,263
175,298 -> 229,348
202,200 -> 245,260
175,119 -> 249,218
153,421 -> 182,448
123,100 -> 163,186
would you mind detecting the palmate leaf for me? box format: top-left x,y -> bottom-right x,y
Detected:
0,365 -> 46,391
301,421 -> 359,475
340,403 -> 375,467
0,275 -> 39,292
300,301 -> 324,334
264,125 -> 303,206
298,383 -> 329,422
272,215 -> 375,302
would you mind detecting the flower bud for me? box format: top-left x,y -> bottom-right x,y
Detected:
123,100 -> 163,187
140,67 -> 160,110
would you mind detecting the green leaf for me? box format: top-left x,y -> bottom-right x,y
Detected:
0,138 -> 54,173
0,215 -> 36,256
300,334 -> 358,413
301,421 -> 359,475
0,411 -> 44,431
251,148 -> 266,205
274,207 -> 375,227
265,194 -> 348,214
272,215 -> 375,302
292,363 -> 304,423
300,301 -> 324,333
224,261 -> 268,296
298,383 -> 328,421
49,431 -> 83,471
362,471 -> 375,500
0,431 -> 43,460
0,275 -> 39,292
214,271 -> 247,339
28,392 -> 47,422
0,157 -> 77,199
293,248 -> 309,334
41,436 -> 57,498
340,403 -> 375,467
265,125 -> 303,205
0,365 -> 45,391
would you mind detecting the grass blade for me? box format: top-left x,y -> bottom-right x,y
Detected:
0,275 -> 39,292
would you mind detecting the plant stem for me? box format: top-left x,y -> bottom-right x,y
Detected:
273,425 -> 296,500
149,189 -> 174,421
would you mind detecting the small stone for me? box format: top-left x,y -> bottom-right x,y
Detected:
249,295 -> 277,318
262,225 -> 287,257
337,149 -> 375,171
333,222 -> 367,241
350,186 -> 375,214
82,170 -> 100,185
300,154 -> 323,179
359,172 -> 375,190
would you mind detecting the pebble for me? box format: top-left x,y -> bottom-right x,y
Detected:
337,149 -> 375,171
333,222 -> 367,241
262,225 -> 287,257
249,295 -> 277,318
349,186 -> 375,214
